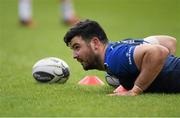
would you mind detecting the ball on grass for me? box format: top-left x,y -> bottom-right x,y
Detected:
32,57 -> 70,84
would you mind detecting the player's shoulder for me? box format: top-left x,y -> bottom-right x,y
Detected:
105,41 -> 137,65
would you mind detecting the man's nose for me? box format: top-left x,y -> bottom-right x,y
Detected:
73,51 -> 78,59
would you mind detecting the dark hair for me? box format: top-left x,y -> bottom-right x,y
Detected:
64,19 -> 108,46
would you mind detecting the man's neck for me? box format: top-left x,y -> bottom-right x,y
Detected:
99,43 -> 108,71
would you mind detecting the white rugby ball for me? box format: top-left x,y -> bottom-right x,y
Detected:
32,57 -> 70,83
105,73 -> 120,88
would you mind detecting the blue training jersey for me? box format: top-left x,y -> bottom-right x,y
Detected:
104,39 -> 180,93
104,42 -> 138,78
104,39 -> 147,89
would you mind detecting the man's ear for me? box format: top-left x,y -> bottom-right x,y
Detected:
90,37 -> 100,50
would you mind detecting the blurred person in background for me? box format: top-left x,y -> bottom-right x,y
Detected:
61,0 -> 79,26
18,0 -> 79,27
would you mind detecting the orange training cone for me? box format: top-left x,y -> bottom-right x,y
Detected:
78,76 -> 105,85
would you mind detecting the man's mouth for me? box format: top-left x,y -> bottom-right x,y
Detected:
77,58 -> 83,63
77,59 -> 87,66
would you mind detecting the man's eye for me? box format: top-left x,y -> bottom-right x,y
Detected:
74,45 -> 80,50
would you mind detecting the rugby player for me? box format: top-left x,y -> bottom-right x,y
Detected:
63,19 -> 180,96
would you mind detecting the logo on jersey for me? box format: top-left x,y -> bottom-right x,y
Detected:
126,47 -> 133,65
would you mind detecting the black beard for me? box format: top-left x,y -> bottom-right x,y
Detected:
82,54 -> 103,71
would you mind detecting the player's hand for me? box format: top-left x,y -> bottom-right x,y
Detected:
108,90 -> 139,96
108,85 -> 143,96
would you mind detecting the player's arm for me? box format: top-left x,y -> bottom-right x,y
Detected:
144,35 -> 176,55
109,44 -> 169,96
130,44 -> 169,95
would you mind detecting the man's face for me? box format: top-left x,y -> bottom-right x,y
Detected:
68,36 -> 101,70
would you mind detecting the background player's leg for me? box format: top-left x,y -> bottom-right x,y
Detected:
18,0 -> 34,27
60,0 -> 79,26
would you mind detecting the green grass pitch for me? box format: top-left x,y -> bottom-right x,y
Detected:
0,0 -> 180,116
